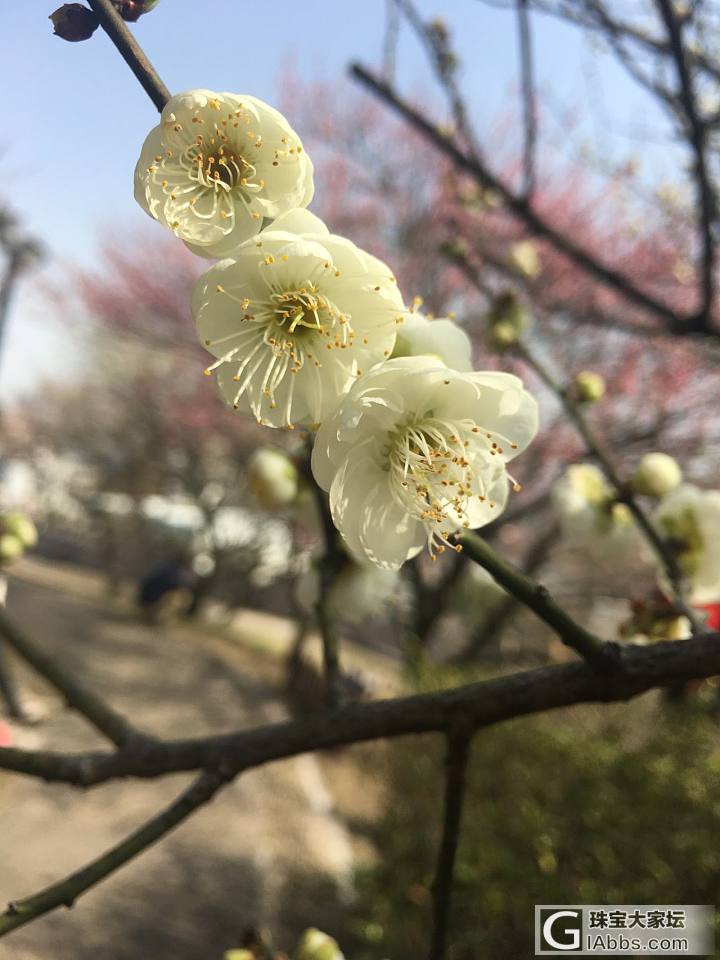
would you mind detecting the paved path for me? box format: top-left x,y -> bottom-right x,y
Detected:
0,559 -> 355,960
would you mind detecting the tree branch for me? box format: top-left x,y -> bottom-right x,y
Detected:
4,631 -> 720,789
349,62 -> 707,337
458,521 -> 561,662
459,531 -> 614,665
86,0 -> 170,112
655,0 -> 716,333
514,342 -> 700,630
0,770 -> 225,938
517,0 -> 537,199
304,452 -> 344,707
0,607 -> 148,748
428,730 -> 472,960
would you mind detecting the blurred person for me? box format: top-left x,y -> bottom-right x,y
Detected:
136,551 -> 195,624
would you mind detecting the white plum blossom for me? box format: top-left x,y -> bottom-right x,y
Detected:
654,483 -> 720,603
312,357 -> 538,570
135,90 -> 314,258
327,563 -> 400,623
193,209 -> 406,428
294,561 -> 400,623
553,463 -> 646,567
247,448 -> 298,508
554,464 -> 630,538
632,452 -> 683,498
392,309 -> 472,370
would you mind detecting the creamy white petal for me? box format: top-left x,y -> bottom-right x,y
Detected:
312,356 -> 539,568
134,90 -> 314,258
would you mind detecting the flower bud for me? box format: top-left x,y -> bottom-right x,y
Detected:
571,371 -> 605,404
49,4 -> 99,41
508,239 -> 541,278
296,929 -> 345,960
112,0 -> 160,21
0,535 -> 24,564
632,452 -> 683,498
2,513 -> 38,549
247,448 -> 299,509
485,291 -> 530,350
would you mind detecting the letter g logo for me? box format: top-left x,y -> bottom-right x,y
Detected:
541,910 -> 581,951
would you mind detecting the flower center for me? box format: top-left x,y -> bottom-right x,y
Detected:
386,416 -> 520,557
202,280 -> 356,428
186,143 -> 254,191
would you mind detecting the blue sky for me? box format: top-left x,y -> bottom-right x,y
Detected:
1,0 -> 677,397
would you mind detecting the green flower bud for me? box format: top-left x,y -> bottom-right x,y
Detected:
2,513 -> 38,549
247,448 -> 299,509
296,928 -> 345,960
632,452 -> 683,498
571,371 -> 605,404
485,291 -> 530,350
0,534 -> 24,564
508,240 -> 541,278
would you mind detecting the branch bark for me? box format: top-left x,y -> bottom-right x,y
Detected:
0,607 -> 148,747
86,0 -> 170,112
459,530 -> 614,666
0,770 -> 226,938
349,62 -> 709,338
428,731 -> 472,960
3,631 -> 720,788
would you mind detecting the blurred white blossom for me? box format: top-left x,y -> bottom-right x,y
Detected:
654,483 -> 720,604
247,448 -> 299,508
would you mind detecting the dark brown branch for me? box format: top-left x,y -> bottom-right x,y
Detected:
0,607 -> 147,748
86,0 -> 170,112
304,452 -> 344,707
4,631 -> 720,789
349,63 -> 704,337
458,521 -> 561,662
655,0 -> 716,333
428,731 -> 472,960
0,770 -> 225,937
459,531 -> 615,665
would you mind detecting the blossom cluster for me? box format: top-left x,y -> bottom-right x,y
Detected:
135,91 -> 538,569
554,454 -> 720,632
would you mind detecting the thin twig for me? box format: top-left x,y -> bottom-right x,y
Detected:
655,0 -> 716,333
86,0 -> 170,112
0,607 -> 147,747
393,0 -> 481,157
0,770 -> 225,938
428,731 -> 472,960
517,0 -> 537,199
382,0 -> 401,81
458,531 -> 616,666
2,631 -> 720,787
458,521 -> 561,663
304,451 -> 344,707
514,342 -> 701,631
349,63 -> 706,337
